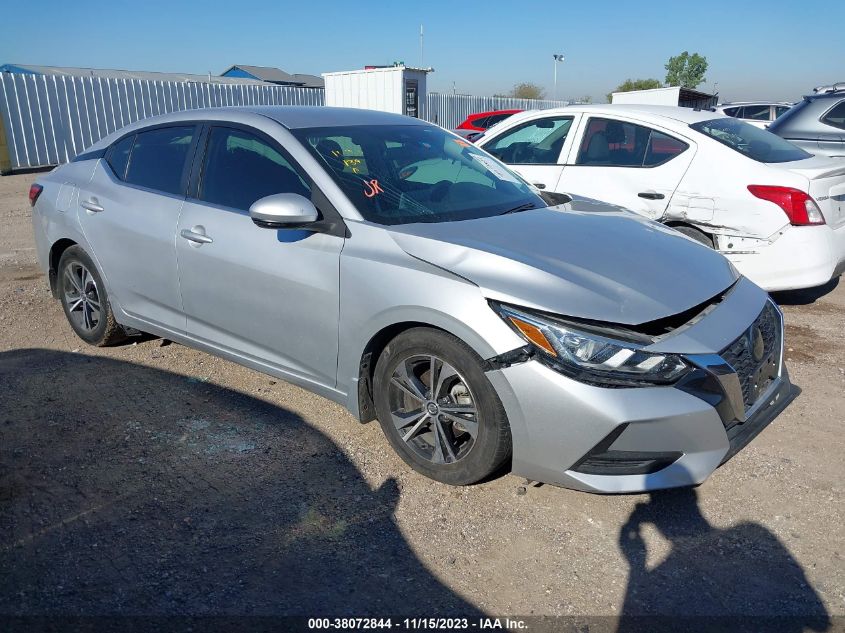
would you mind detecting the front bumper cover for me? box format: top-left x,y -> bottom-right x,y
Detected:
486,299 -> 795,494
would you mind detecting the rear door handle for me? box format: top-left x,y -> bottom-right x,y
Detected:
180,228 -> 213,245
638,191 -> 665,200
81,198 -> 104,213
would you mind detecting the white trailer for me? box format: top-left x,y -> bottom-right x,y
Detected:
611,86 -> 717,109
323,66 -> 432,118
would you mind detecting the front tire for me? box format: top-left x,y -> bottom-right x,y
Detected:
58,246 -> 126,346
373,328 -> 512,485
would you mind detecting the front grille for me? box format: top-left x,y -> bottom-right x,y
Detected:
720,301 -> 782,411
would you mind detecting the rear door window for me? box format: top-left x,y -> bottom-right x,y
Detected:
199,126 -> 311,211
125,126 -> 195,195
723,107 -> 741,118
774,105 -> 790,118
643,131 -> 689,166
484,117 -> 573,164
576,118 -> 687,167
821,101 -> 845,130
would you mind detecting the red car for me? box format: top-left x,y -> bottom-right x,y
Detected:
456,109 -> 521,136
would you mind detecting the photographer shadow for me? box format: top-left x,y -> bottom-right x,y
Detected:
0,348 -> 481,617
617,487 -> 830,632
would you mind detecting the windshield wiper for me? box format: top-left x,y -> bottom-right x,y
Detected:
499,203 -> 537,216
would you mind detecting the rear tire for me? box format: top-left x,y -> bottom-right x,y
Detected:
373,327 -> 512,485
57,246 -> 126,347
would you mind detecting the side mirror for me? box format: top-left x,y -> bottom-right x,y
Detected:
249,193 -> 319,229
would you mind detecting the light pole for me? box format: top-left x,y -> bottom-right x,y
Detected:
553,54 -> 565,100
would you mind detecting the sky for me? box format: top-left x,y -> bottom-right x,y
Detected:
1,0 -> 842,103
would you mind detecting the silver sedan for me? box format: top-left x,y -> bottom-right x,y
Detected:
29,106 -> 795,492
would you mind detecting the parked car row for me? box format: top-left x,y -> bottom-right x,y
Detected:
713,101 -> 793,128
31,105 -> 801,493
475,104 -> 845,292
768,84 -> 845,158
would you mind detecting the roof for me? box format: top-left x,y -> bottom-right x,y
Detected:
85,106 -> 430,152
501,104 -> 724,129
222,65 -> 324,88
254,105 -> 426,128
0,63 -> 272,85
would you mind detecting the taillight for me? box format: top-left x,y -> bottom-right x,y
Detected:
29,183 -> 43,207
747,185 -> 825,226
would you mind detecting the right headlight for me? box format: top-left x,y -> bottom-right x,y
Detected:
492,303 -> 689,387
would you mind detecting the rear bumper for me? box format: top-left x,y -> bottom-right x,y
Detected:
725,223 -> 845,291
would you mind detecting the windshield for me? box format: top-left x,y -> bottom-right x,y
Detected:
690,118 -> 811,163
293,124 -> 546,225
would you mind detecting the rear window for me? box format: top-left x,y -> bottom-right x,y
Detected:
821,100 -> 845,130
484,113 -> 514,127
690,118 -> 811,163
742,105 -> 771,121
125,126 -> 195,195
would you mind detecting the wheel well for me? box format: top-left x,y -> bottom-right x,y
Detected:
48,239 -> 77,297
663,222 -> 714,245
357,321 -> 447,423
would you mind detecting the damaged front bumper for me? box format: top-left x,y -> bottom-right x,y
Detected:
484,283 -> 796,494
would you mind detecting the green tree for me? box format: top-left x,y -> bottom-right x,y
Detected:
664,51 -> 708,88
606,78 -> 662,103
510,82 -> 546,100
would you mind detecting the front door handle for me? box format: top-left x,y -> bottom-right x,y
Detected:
638,191 -> 665,200
81,198 -> 104,213
180,228 -> 213,245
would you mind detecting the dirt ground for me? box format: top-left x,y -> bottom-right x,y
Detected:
0,172 -> 842,628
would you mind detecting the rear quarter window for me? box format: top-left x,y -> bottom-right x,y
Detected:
106,134 -> 135,179
821,101 -> 845,130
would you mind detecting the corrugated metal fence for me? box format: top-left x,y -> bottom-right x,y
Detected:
425,93 -> 569,130
0,73 -> 324,171
0,73 -> 570,172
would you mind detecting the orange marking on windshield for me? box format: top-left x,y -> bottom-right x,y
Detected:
363,179 -> 384,198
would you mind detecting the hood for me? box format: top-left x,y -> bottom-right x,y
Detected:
387,199 -> 739,325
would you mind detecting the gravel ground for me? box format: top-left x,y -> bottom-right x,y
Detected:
0,172 -> 842,627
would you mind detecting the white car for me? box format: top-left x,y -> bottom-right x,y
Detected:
476,105 -> 845,292
714,102 -> 793,129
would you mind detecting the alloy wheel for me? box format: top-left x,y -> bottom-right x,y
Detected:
63,262 -> 102,333
387,354 -> 479,464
